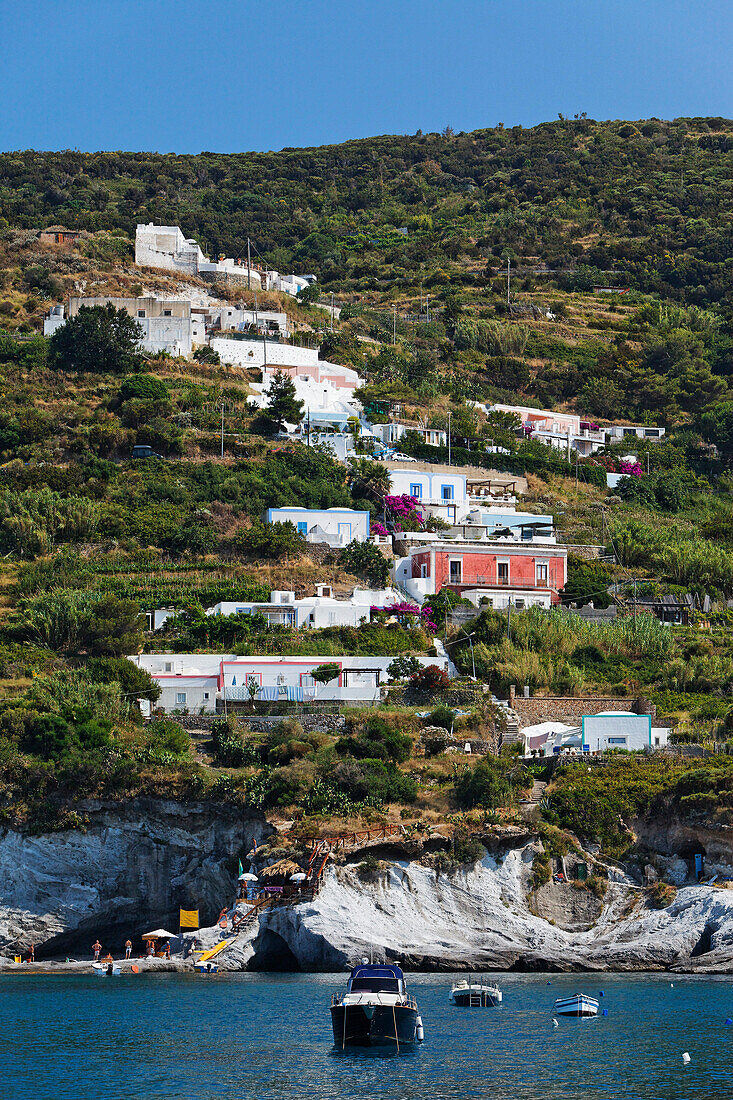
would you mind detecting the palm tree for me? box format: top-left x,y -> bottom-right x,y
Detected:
346,457 -> 391,501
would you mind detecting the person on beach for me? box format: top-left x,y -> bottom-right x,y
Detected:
92,940 -> 102,961
146,939 -> 154,956
125,939 -> 132,959
164,941 -> 171,959
28,943 -> 35,962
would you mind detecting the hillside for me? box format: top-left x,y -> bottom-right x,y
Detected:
1,119 -> 733,956
2,116 -> 732,309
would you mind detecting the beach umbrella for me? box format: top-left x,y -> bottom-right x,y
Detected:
239,872 -> 258,882
142,929 -> 175,940
290,872 -> 307,882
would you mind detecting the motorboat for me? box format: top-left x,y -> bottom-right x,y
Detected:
449,979 -> 503,1007
195,961 -> 219,974
92,962 -> 121,976
330,962 -> 424,1048
553,993 -> 599,1018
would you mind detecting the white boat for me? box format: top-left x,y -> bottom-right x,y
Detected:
553,993 -> 599,1018
195,961 -> 219,974
92,962 -> 121,976
449,979 -> 503,1007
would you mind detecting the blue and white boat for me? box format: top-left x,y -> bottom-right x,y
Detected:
553,993 -> 599,1018
331,962 -> 424,1048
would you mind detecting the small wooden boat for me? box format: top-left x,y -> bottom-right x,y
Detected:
553,993 -> 599,1018
92,962 -> 121,976
449,979 -> 503,1007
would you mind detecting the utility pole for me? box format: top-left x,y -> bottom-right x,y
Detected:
254,292 -> 258,329
506,257 -> 511,309
447,411 -> 451,466
426,295 -> 430,322
646,451 -> 650,475
331,291 -> 335,332
220,402 -> 225,458
247,237 -> 252,291
307,409 -> 311,448
263,328 -> 267,369
393,305 -> 397,344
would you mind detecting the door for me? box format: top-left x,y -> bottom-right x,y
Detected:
338,522 -> 351,542
449,559 -> 462,584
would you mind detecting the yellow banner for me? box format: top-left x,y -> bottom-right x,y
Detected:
179,909 -> 199,929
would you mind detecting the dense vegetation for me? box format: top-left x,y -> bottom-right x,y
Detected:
1,118 -> 733,854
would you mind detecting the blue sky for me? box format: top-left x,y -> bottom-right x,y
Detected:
1,0 -> 731,153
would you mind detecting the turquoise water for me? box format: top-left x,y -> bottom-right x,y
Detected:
5,971 -> 733,1099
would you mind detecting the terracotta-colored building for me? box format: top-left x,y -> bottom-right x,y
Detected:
397,539 -> 567,609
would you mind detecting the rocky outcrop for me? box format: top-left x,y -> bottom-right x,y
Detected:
200,843 -> 733,974
0,798 -> 272,955
6,806 -> 733,973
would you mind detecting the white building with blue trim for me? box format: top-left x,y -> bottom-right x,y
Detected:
265,507 -> 370,546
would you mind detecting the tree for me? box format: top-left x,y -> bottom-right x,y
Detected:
87,656 -> 161,702
49,304 -> 144,374
234,521 -> 306,560
119,373 -> 168,402
262,371 -> 304,430
193,345 -> 220,365
387,655 -> 422,681
311,662 -> 341,685
84,596 -> 146,656
347,457 -> 391,500
340,540 -> 390,587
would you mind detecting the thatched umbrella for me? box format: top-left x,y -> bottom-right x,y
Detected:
259,859 -> 302,879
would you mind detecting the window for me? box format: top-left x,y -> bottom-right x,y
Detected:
164,662 -> 172,672
420,563 -> 428,579
441,484 -> 454,501
163,309 -> 172,317
297,521 -> 308,535
536,562 -> 549,587
203,692 -> 209,701
449,559 -> 462,584
608,737 -> 627,745
176,692 -> 186,705
410,483 -> 422,499
497,561 -> 509,585
137,310 -> 146,318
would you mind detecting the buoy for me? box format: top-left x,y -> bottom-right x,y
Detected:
682,1052 -> 691,1065
670,982 -> 674,988
725,1018 -> 733,1027
553,1018 -> 559,1027
599,990 -> 605,997
547,980 -> 552,985
602,1009 -> 608,1017
416,1016 -> 424,1043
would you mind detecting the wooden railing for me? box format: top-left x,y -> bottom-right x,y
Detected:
300,823 -> 404,853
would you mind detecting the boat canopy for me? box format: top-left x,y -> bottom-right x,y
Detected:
347,964 -> 405,994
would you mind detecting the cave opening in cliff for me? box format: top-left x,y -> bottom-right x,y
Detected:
249,928 -> 301,971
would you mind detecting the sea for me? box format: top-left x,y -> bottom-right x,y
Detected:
5,970 -> 733,1100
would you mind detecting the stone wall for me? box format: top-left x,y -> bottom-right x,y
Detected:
176,713 -> 346,735
508,687 -> 660,726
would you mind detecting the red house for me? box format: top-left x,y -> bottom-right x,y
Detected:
397,538 -> 568,609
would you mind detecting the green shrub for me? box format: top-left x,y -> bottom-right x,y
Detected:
336,717 -> 412,764
147,718 -> 189,756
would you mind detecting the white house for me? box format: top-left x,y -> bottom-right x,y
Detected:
371,421 -> 447,449
215,306 -> 289,337
488,403 -> 605,458
387,467 -> 468,524
265,507 -> 370,546
132,651 -> 451,712
135,223 -> 262,287
604,424 -> 666,444
45,297 -> 196,357
206,585 -> 401,629
265,271 -> 316,297
526,712 -> 670,755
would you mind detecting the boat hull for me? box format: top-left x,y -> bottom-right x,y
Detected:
450,990 -> 501,1007
330,1003 -> 419,1047
553,996 -> 598,1018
